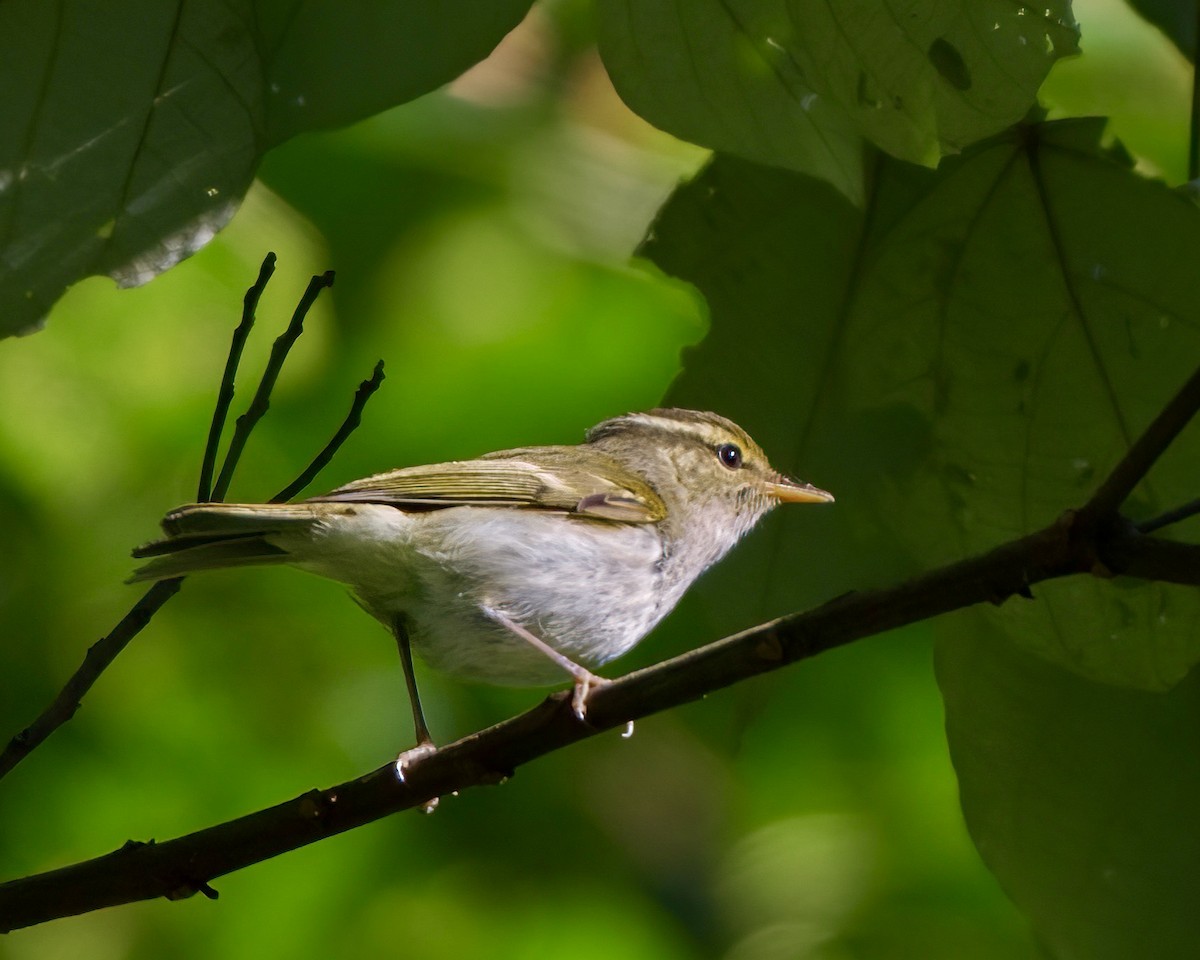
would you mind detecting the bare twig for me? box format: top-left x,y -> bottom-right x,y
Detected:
0,579 -> 183,780
198,254 -> 276,502
211,270 -> 335,501
0,266 -> 356,785
270,360 -> 386,503
2,508 -> 1185,930
1136,497 -> 1200,534
1083,364 -> 1200,521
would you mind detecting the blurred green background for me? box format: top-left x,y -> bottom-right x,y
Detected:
0,1 -> 1189,957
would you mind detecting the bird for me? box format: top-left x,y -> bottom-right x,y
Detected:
131,408 -> 833,759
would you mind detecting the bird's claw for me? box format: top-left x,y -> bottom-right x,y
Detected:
394,740 -> 437,783
570,671 -> 611,722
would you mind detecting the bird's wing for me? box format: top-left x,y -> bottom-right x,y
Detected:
309,447 -> 666,523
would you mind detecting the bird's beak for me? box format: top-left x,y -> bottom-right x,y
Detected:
768,475 -> 835,504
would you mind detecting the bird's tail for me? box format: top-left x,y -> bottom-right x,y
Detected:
129,503 -> 324,582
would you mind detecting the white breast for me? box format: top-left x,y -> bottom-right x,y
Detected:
288,504 -> 670,686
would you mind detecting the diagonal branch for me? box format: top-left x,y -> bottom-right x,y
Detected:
2,508 -> 1192,931
3,354 -> 1198,930
0,578 -> 183,780
1082,363 -> 1200,521
1136,497 -> 1200,535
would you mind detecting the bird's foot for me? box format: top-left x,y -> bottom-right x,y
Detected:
479,604 -> 631,733
569,675 -> 635,740
394,739 -> 437,784
570,670 -> 610,722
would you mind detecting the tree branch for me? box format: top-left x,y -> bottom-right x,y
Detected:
0,578 -> 183,780
4,353 -> 1200,931
1082,363 -> 1200,521
0,508 -> 1182,931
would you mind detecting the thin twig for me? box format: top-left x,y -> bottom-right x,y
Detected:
1136,496 -> 1200,534
0,266 -> 348,785
270,360 -> 386,503
1082,363 -> 1200,521
0,579 -> 183,781
198,253 -> 276,502
211,270 -> 335,501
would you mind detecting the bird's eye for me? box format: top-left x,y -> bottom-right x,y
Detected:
716,443 -> 743,469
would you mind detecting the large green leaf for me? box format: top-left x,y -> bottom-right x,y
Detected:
646,121 -> 1200,956
597,0 -> 866,203
0,0 -> 531,337
937,617 -> 1200,959
598,0 -> 1078,204
647,121 -> 1200,691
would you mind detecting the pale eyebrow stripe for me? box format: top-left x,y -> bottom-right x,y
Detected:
621,414 -> 717,444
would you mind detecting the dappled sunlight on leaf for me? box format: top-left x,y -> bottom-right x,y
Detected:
598,0 -> 1079,204
648,121 -> 1200,690
0,0 -> 533,336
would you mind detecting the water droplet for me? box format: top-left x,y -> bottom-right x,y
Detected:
1090,263 -> 1106,280
801,92 -> 818,111
205,186 -> 219,198
765,36 -> 784,52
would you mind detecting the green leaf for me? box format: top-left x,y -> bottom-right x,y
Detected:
777,0 -> 1080,160
937,617 -> 1200,959
597,1 -> 866,203
648,119 -> 1200,958
0,0 -> 532,337
597,0 -> 1079,203
645,121 -> 1200,690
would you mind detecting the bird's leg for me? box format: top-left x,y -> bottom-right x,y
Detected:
480,604 -> 610,722
393,618 -> 437,783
